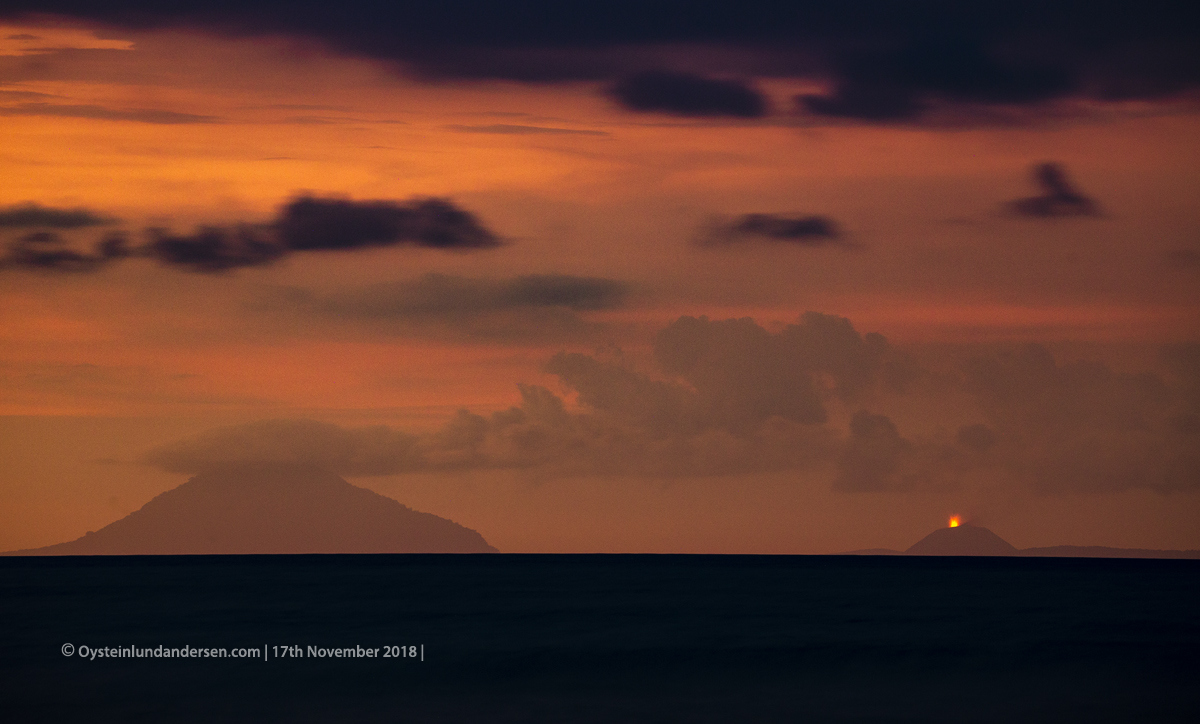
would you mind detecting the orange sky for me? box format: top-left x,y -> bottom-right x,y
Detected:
1,18 -> 1198,553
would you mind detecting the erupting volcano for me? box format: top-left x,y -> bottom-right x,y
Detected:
904,522 -> 1018,557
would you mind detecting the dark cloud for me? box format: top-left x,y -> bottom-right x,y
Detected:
1008,163 -> 1101,218
0,231 -> 129,272
0,202 -> 113,228
799,84 -> 924,122
0,103 -> 220,124
444,124 -> 608,136
4,1 -> 1197,125
0,195 -> 500,274
144,226 -> 283,273
703,213 -> 840,245
276,195 -> 499,251
799,39 -> 1076,122
609,71 -> 767,118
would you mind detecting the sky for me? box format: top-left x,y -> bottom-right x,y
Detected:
1,1 -> 1198,554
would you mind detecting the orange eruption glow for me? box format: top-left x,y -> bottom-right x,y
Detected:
949,516 -> 961,528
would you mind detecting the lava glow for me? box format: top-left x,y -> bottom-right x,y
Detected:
949,516 -> 961,528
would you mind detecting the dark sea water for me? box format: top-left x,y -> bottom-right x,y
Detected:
2,555 -> 1197,723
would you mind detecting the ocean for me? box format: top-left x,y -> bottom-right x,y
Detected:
2,554 -> 1197,722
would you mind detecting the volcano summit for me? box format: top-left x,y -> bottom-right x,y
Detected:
6,463 -> 496,555
904,524 -> 1019,557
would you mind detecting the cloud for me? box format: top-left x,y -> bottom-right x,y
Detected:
0,89 -> 55,100
702,213 -> 840,245
144,226 -> 283,273
959,343 -> 1199,492
145,312 -> 885,479
609,71 -> 767,118
0,231 -> 130,272
0,195 -> 500,274
444,124 -> 608,136
1007,163 -> 1100,218
141,313 -> 1200,493
5,2 -> 1197,125
0,102 -> 219,124
306,273 -> 628,317
834,411 -> 914,492
276,196 -> 499,251
798,38 -> 1076,122
273,273 -> 630,343
0,202 -> 113,228
798,85 -> 924,122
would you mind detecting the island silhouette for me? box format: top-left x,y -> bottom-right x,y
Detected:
905,524 -> 1018,556
844,521 -> 1200,558
5,463 -> 496,555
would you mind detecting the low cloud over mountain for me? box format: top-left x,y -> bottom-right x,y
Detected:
142,314 -> 1200,494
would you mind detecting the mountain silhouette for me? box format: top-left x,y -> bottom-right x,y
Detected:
1019,545 -> 1200,559
6,463 -> 497,554
904,524 -> 1018,557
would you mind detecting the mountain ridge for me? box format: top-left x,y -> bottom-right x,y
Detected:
4,463 -> 497,555
841,524 -> 1200,559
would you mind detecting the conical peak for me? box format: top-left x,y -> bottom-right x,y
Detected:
905,523 -> 1017,557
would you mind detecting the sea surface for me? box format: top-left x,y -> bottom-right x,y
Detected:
2,555 -> 1197,723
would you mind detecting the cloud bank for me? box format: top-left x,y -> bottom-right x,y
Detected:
0,194 -> 499,274
5,1 -> 1199,124
609,71 -> 767,118
142,313 -> 1200,493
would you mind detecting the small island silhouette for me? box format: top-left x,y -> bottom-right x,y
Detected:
844,521 -> 1200,559
5,463 -> 497,555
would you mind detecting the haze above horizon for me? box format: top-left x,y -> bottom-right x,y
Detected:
1,2 -> 1197,554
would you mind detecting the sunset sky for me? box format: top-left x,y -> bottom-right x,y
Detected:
2,1 -> 1198,554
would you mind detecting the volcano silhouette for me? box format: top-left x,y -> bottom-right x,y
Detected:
904,524 -> 1017,557
8,463 -> 496,555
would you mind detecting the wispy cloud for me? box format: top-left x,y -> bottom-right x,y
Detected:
444,123 -> 608,136
0,102 -> 220,124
